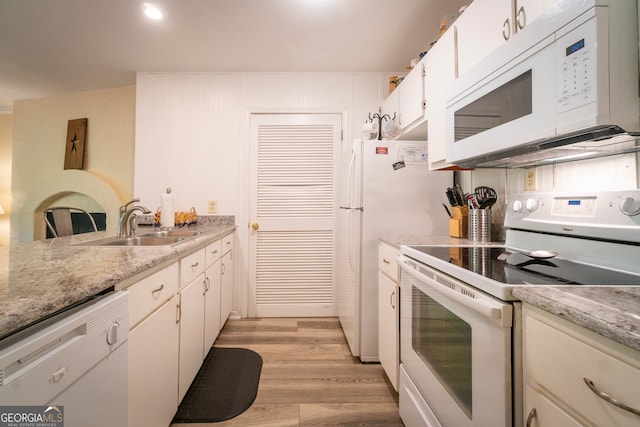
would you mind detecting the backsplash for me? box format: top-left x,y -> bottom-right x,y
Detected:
459,152 -> 640,242
136,214 -> 235,228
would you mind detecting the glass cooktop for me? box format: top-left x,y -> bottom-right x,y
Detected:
406,246 -> 640,286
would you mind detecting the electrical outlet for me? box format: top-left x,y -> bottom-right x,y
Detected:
207,200 -> 217,214
525,168 -> 537,191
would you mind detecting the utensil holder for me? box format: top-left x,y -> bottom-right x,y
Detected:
468,209 -> 492,242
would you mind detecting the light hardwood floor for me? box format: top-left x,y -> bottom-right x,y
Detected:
171,317 -> 404,427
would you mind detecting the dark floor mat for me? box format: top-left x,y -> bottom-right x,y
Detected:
172,347 -> 263,423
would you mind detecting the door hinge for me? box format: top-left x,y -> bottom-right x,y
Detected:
341,129 -> 344,141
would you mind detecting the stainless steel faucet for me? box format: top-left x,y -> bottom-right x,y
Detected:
118,198 -> 151,238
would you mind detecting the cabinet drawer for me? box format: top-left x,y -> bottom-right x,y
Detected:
525,312 -> 640,426
378,244 -> 400,282
524,384 -> 582,427
180,248 -> 206,288
129,263 -> 179,329
221,233 -> 233,255
205,239 -> 222,267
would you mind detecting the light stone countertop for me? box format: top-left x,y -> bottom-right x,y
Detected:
512,286 -> 640,352
0,217 -> 236,340
380,234 -> 640,352
380,234 -> 505,248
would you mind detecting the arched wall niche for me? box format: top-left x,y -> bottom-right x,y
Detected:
15,170 -> 125,242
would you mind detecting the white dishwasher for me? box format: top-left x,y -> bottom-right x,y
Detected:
0,291 -> 128,427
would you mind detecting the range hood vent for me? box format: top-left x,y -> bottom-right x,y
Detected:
457,126 -> 640,169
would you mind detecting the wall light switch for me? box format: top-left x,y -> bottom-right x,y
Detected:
208,200 -> 217,214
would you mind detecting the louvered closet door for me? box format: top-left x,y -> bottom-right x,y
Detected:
249,114 -> 341,317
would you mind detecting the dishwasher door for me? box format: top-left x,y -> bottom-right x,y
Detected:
0,291 -> 129,427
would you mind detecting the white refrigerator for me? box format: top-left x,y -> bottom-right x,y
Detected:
337,138 -> 452,361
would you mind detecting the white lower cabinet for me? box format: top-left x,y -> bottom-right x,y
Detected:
203,259 -> 221,356
127,231 -> 235,426
378,243 -> 400,390
220,234 -> 234,325
523,304 -> 640,426
129,294 -> 179,427
178,272 -> 206,402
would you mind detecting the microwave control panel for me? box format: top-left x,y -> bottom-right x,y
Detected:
557,16 -> 597,112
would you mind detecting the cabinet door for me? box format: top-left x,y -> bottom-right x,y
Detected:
178,275 -> 205,402
455,0 -> 514,76
220,251 -> 233,327
204,260 -> 221,355
425,28 -> 457,170
514,0 -> 561,33
129,295 -> 179,427
378,271 -> 399,391
397,62 -> 425,132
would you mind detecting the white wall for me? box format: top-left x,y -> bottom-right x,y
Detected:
0,113 -> 11,245
11,86 -> 136,242
459,153 -> 639,240
134,72 -> 385,316
134,72 -> 383,215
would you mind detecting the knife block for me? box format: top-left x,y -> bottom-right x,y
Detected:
449,206 -> 468,238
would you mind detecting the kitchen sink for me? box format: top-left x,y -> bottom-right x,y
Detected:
76,230 -> 201,247
138,230 -> 202,238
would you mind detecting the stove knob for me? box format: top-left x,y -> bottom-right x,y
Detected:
525,198 -> 539,212
620,196 -> 640,216
512,199 -> 523,213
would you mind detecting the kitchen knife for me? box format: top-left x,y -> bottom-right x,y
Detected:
446,188 -> 457,206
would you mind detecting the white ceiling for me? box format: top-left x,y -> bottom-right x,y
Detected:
0,0 -> 467,112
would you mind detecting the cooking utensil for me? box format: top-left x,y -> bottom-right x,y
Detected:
474,186 -> 498,209
498,249 -> 558,261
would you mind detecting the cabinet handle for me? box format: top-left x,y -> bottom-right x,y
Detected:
583,377 -> 640,416
516,6 -> 526,30
211,249 -> 218,256
221,262 -> 226,275
151,284 -> 164,296
502,18 -> 511,41
390,290 -> 396,309
383,258 -> 391,264
176,303 -> 181,324
191,261 -> 199,270
525,408 -> 537,427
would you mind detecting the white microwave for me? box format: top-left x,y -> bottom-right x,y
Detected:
446,0 -> 640,168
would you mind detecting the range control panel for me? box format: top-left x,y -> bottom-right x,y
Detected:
505,190 -> 640,243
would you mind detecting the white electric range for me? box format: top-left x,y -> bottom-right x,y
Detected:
397,190 -> 640,427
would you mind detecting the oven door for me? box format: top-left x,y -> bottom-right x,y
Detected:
398,256 -> 513,427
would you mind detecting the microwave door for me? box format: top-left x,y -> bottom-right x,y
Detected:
446,34 -> 557,166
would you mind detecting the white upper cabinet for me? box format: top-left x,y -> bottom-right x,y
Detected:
455,0 -> 561,76
425,29 -> 457,170
455,0 -> 514,77
515,0 -> 564,32
397,61 -> 427,139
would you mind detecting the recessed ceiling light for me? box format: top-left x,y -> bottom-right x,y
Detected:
142,3 -> 164,20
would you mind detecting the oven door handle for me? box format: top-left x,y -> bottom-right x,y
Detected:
398,256 -> 512,327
